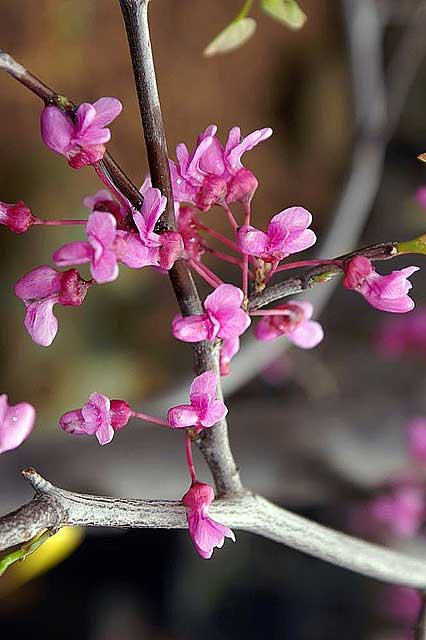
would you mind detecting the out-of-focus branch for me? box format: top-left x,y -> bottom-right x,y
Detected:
2,469 -> 426,589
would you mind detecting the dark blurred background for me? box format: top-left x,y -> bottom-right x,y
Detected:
1,1 -> 426,638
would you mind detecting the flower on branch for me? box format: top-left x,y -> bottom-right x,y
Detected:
237,206 -> 316,261
167,124 -> 272,210
254,301 -> 324,348
0,200 -> 37,233
182,481 -> 235,559
40,98 -> 122,168
343,256 -> 419,313
0,394 -> 35,454
172,283 -> 250,346
15,266 -> 90,346
167,371 -> 227,429
83,189 -> 129,228
59,393 -> 132,446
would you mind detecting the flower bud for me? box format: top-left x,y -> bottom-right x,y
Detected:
59,269 -> 90,306
226,168 -> 258,205
343,256 -> 373,291
195,176 -> 227,211
110,399 -> 132,430
0,201 -> 37,233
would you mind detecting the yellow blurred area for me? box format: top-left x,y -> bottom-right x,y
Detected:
0,527 -> 83,597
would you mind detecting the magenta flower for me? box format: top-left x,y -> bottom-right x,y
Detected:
0,394 -> 36,454
254,301 -> 324,348
172,284 -> 251,343
167,371 -> 227,429
368,484 -> 425,538
182,481 -> 235,559
60,393 -> 132,446
169,124 -> 272,210
15,266 -> 90,346
407,417 -> 426,462
41,98 -> 122,168
83,189 -> 129,227
53,210 -> 122,283
237,207 -> 316,262
343,256 -> 419,313
0,200 -> 37,233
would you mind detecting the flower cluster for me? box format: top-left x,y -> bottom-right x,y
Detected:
3,98 -> 425,562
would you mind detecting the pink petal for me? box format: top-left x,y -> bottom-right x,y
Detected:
139,187 -> 167,235
281,229 -> 317,256
198,137 -> 225,176
188,511 -> 235,559
186,137 -> 214,183
92,97 -> 123,127
288,319 -> 324,349
117,231 -> 157,268
224,127 -> 241,155
90,248 -> 119,284
24,298 -> 58,347
176,143 -> 190,175
200,399 -> 228,428
167,404 -> 200,428
189,371 -> 217,399
216,307 -> 251,340
0,395 -> 36,454
53,241 -> 92,267
95,421 -> 115,445
254,318 -> 281,342
226,127 -> 272,172
197,124 -> 218,143
75,103 -> 96,133
83,189 -> 115,211
237,225 -> 269,256
172,314 -> 212,342
271,206 -> 312,232
366,294 -> 415,314
204,284 -> 244,316
15,265 -> 62,301
291,300 -> 314,320
40,106 -> 73,154
59,409 -> 87,435
87,211 -> 117,248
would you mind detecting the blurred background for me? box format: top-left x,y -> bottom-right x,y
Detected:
1,0 -> 426,638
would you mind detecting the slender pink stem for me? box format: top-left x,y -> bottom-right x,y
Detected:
94,162 -> 133,212
189,259 -> 223,288
131,410 -> 169,427
221,202 -> 239,231
241,201 -> 251,296
275,259 -> 344,273
35,219 -> 87,226
205,247 -> 242,267
250,309 -> 292,317
198,223 -> 241,254
185,433 -> 197,483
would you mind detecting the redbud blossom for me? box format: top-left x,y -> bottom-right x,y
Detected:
167,371 -> 227,429
182,481 -> 235,559
41,98 -> 122,168
368,484 -> 424,538
254,301 -> 324,349
0,394 -> 36,454
0,200 -> 37,233
15,266 -> 90,346
172,284 -> 251,343
407,417 -> 426,462
168,124 -> 272,210
343,256 -> 419,313
238,207 -> 316,262
60,393 -> 132,446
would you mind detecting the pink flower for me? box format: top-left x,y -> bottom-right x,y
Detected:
219,336 -> 240,376
0,200 -> 37,233
169,124 -> 272,210
416,186 -> 426,209
368,484 -> 425,538
237,207 -> 316,261
172,284 -> 251,343
15,266 -> 90,346
182,481 -> 235,559
41,98 -> 122,168
83,189 -> 129,228
167,371 -> 227,429
254,301 -> 324,348
407,417 -> 426,462
53,210 -> 123,283
343,256 -> 419,313
374,308 -> 426,358
0,394 -> 36,454
59,393 -> 132,446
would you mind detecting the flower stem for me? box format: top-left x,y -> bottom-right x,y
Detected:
131,411 -> 169,427
189,259 -> 223,288
35,219 -> 87,226
198,223 -> 241,253
221,202 -> 239,231
185,433 -> 197,483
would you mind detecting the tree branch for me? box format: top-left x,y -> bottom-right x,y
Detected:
117,0 -> 242,497
3,469 -> 426,589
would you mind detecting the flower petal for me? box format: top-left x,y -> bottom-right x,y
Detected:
24,299 -> 58,347
167,404 -> 200,428
15,265 -> 62,301
288,319 -> 324,349
172,314 -> 212,342
53,241 -> 92,267
0,396 -> 36,454
40,106 -> 73,154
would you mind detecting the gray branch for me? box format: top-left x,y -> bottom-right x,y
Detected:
2,469 -> 426,588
